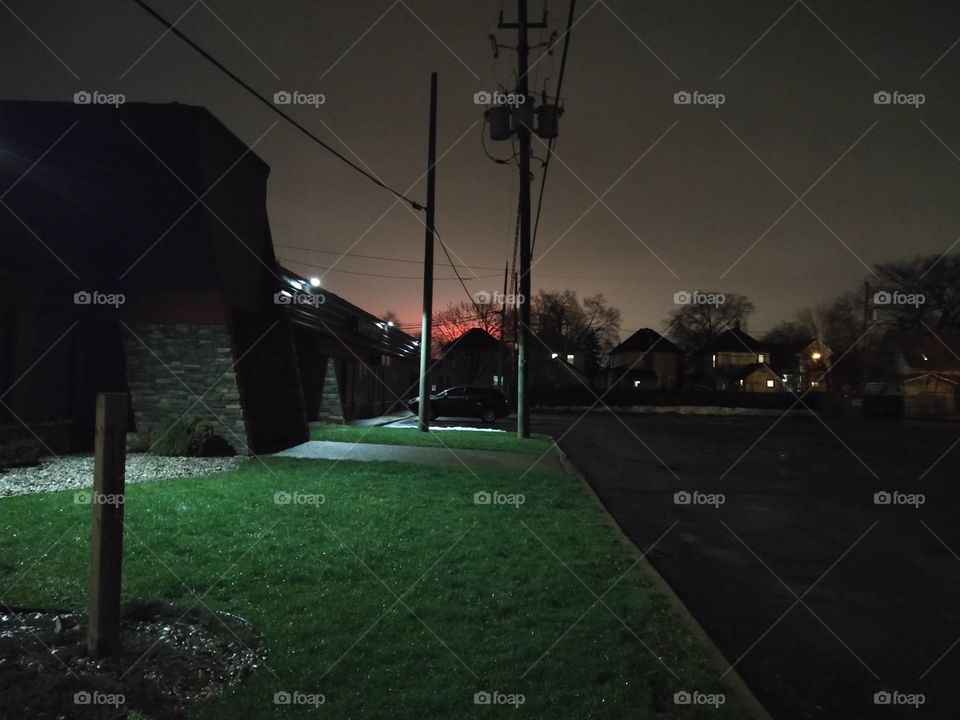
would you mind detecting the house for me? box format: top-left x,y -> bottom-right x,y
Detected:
695,325 -> 775,391
862,332 -> 960,417
903,373 -> 957,416
739,363 -> 785,393
432,327 -> 509,390
770,338 -> 832,392
608,328 -> 682,390
0,101 -> 419,453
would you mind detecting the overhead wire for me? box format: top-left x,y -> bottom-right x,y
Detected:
129,0 -> 425,211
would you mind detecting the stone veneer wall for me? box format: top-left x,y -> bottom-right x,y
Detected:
317,357 -> 345,424
121,323 -> 248,453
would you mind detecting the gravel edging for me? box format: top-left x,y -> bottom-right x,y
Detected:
0,454 -> 244,498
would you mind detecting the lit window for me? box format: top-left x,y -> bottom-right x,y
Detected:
766,379 -> 775,388
812,352 -> 822,360
758,353 -> 766,363
566,354 -> 575,363
811,381 -> 819,387
712,354 -> 717,367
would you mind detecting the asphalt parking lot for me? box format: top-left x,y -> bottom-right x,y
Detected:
527,411 -> 960,719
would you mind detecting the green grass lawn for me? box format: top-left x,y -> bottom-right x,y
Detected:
0,458 -> 749,719
310,423 -> 553,455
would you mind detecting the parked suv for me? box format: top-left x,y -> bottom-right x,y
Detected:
407,386 -> 510,422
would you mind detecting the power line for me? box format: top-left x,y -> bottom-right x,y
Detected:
436,227 -> 485,317
276,256 -> 501,280
273,242 -> 505,271
130,0 -> 425,211
531,0 -> 575,255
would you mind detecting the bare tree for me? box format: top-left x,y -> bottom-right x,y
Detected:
663,292 -> 755,352
531,290 -> 621,369
431,300 -> 505,356
874,254 -> 960,331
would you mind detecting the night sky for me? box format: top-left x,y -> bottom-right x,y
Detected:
3,0 -> 960,337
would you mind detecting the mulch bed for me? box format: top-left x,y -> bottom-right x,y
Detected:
0,600 -> 265,719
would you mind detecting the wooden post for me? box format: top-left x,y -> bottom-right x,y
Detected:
88,392 -> 128,658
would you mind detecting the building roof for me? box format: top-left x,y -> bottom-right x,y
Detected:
737,362 -> 778,380
704,328 -> 770,354
441,327 -> 502,354
279,268 -> 420,362
610,328 -> 681,355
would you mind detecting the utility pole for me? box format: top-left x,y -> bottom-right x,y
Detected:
418,72 -> 438,432
487,2 -> 559,437
500,1 -> 546,438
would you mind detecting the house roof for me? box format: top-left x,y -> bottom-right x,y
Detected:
903,372 -> 959,385
610,328 -> 681,355
703,328 -> 770,353
441,327 -> 502,353
737,362 -> 779,380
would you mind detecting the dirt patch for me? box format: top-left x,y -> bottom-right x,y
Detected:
0,600 -> 266,719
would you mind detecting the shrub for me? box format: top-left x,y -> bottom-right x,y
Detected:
149,415 -> 236,457
0,438 -> 43,469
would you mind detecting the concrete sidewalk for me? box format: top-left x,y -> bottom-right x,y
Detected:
275,440 -> 564,474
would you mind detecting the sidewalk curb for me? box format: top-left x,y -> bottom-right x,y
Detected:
552,441 -> 773,720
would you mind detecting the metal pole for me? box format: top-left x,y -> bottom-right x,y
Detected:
418,72 -> 438,432
516,0 -> 532,438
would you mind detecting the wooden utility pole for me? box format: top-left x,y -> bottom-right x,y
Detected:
500,0 -> 545,438
418,72 -> 439,432
88,392 -> 128,658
